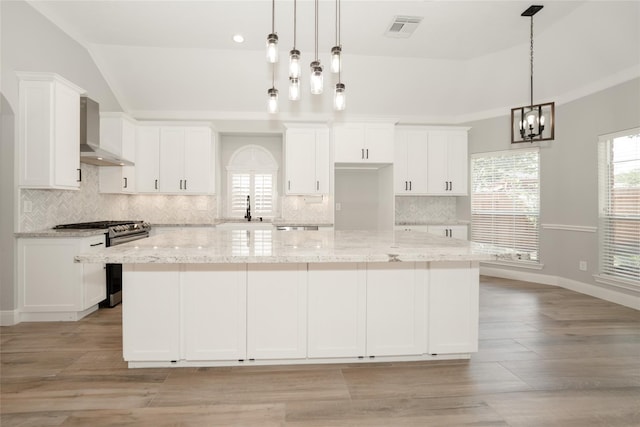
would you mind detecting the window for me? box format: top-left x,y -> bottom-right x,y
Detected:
598,129 -> 640,283
226,145 -> 278,218
471,148 -> 540,262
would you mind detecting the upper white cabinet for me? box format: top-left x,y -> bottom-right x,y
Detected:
427,130 -> 468,195
394,129 -> 429,194
136,124 -> 215,194
333,123 -> 394,163
99,113 -> 137,194
18,72 -> 84,190
285,125 -> 330,194
393,127 -> 469,196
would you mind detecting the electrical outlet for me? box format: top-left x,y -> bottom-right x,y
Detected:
23,201 -> 32,213
579,261 -> 587,271
335,202 -> 341,211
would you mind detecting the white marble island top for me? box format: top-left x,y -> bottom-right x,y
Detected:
75,229 -> 509,264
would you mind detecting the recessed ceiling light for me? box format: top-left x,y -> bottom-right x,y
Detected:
233,34 -> 244,43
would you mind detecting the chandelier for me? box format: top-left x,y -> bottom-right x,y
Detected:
266,0 -> 346,113
511,5 -> 555,143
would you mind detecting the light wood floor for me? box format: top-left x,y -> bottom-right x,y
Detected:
2,276 -> 639,426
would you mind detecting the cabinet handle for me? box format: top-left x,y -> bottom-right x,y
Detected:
361,148 -> 364,159
77,168 -> 82,182
123,177 -> 128,189
316,181 -> 319,191
409,181 -> 412,191
449,181 -> 453,191
405,181 -> 408,191
366,148 -> 369,159
155,179 -> 158,190
288,180 -> 291,190
90,242 -> 104,247
179,179 -> 183,190
445,181 -> 449,191
184,180 -> 187,190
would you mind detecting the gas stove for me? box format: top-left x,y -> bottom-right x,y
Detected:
53,220 -> 151,244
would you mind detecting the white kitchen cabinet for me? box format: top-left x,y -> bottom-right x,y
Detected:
427,225 -> 468,240
182,264 -> 247,361
307,263 -> 366,358
428,261 -> 479,354
18,73 -> 84,190
366,262 -> 427,356
159,126 -> 215,194
17,235 -> 106,321
99,113 -> 137,194
123,264 -> 181,362
135,126 -> 161,193
247,264 -> 307,360
394,128 -> 429,194
426,130 -> 468,195
333,123 -> 394,163
285,126 -> 330,194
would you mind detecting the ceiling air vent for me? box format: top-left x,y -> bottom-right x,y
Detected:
385,15 -> 423,38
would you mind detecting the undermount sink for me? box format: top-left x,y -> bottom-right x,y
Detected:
216,221 -> 273,230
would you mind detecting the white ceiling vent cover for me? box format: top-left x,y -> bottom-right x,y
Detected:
385,16 -> 423,38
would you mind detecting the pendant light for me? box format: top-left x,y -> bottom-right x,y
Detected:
266,0 -> 278,63
310,0 -> 323,95
268,64 -> 278,113
510,5 -> 554,143
289,0 -> 301,100
330,0 -> 342,73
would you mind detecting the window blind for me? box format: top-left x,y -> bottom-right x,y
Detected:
471,148 -> 540,262
598,130 -> 640,282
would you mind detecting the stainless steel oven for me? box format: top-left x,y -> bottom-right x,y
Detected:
53,220 -> 151,307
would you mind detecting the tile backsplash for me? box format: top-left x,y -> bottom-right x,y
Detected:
394,196 -> 457,224
280,195 -> 333,223
20,164 -> 217,231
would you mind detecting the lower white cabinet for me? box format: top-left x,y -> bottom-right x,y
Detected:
307,263 -> 367,358
428,261 -> 479,354
182,264 -> 246,361
17,235 -> 106,321
366,263 -> 426,356
247,264 -> 307,360
123,265 -> 180,362
427,225 -> 468,240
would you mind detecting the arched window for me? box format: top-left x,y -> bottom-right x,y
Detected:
226,145 -> 279,218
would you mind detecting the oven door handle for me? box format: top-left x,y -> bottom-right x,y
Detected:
109,233 -> 149,246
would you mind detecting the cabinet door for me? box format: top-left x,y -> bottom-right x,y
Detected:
394,130 -> 409,194
53,81 -> 81,189
428,261 -> 479,354
121,118 -> 136,161
122,265 -> 180,362
308,263 -> 366,358
159,127 -> 186,193
136,126 -> 160,193
183,264 -> 246,361
333,124 -> 365,162
315,128 -> 331,193
286,129 -> 317,194
364,123 -> 394,163
99,167 -> 135,194
426,131 -> 449,194
183,127 -> 213,194
247,264 -> 307,360
405,130 -> 429,193
447,131 -> 468,195
366,262 -> 426,356
82,236 -> 106,309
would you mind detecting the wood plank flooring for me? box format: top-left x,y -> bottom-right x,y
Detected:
2,276 -> 639,426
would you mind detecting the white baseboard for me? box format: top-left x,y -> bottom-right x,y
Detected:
481,266 -> 640,310
0,310 -> 19,326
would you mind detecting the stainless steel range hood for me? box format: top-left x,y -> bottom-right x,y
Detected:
80,97 -> 134,167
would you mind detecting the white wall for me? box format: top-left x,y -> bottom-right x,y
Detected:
457,77 -> 640,296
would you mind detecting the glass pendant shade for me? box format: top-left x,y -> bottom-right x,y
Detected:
330,46 -> 342,73
310,61 -> 323,95
334,82 -> 346,111
289,77 -> 300,101
266,33 -> 279,63
289,49 -> 301,78
267,87 -> 278,113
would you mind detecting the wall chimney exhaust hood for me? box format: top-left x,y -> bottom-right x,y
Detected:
80,97 -> 133,167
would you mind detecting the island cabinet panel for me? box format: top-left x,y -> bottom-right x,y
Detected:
307,263 -> 367,358
122,265 -> 180,362
247,264 -> 308,360
428,261 -> 479,354
182,265 -> 247,361
366,262 -> 427,356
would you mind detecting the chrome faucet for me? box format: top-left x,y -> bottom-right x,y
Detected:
244,195 -> 251,222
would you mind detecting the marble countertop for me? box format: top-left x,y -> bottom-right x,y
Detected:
75,229 -> 509,264
16,229 -> 108,238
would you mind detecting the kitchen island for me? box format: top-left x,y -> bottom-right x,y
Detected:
76,229 -> 507,368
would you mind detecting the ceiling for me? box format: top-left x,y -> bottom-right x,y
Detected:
27,0 -> 640,131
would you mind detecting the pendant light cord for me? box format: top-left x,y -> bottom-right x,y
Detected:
293,0 -> 297,48
315,0 -> 319,61
529,15 -> 534,108
271,0 -> 275,33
